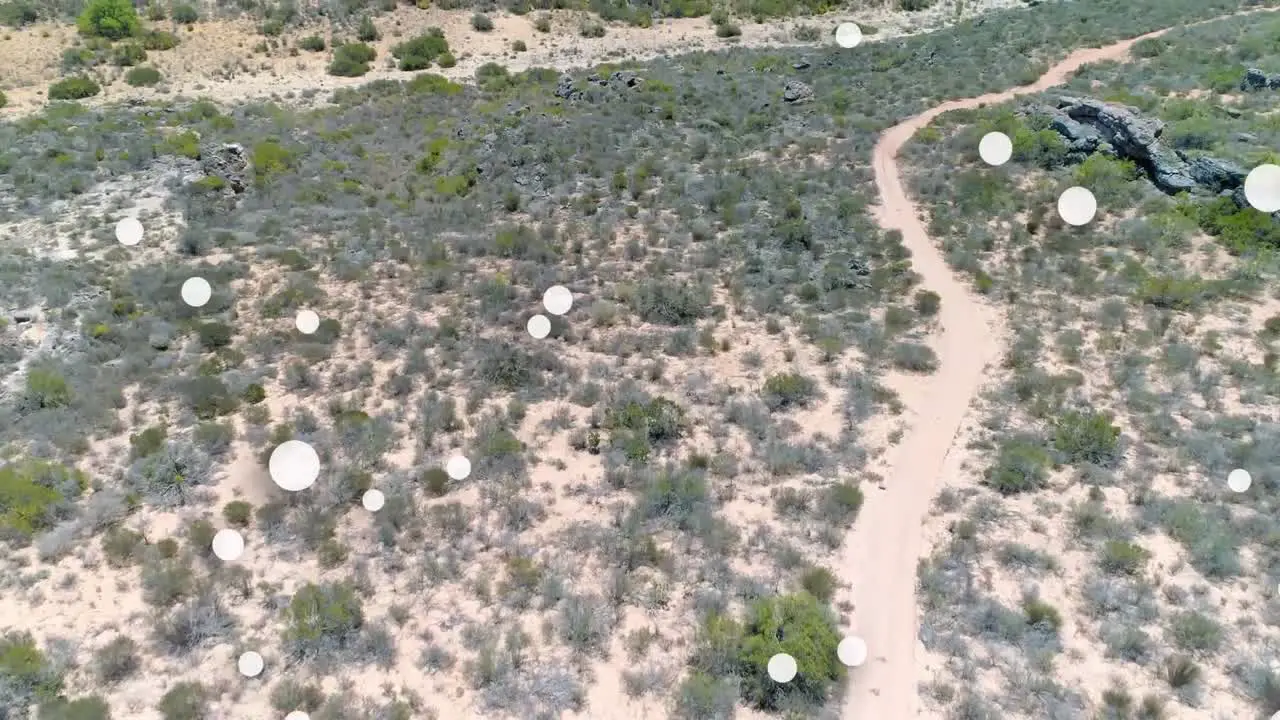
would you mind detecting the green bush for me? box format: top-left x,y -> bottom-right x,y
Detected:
93,636 -> 139,684
125,66 -> 162,87
195,322 -> 233,349
898,0 -> 932,9
158,681 -> 207,720
0,631 -> 64,704
1023,597 -> 1062,631
891,341 -> 939,373
1052,410 -> 1120,466
38,695 -> 112,719
0,1 -> 40,27
913,289 -> 941,317
471,12 -> 493,31
1100,540 -> 1149,576
24,367 -> 72,409
184,377 -> 237,418
299,35 -> 325,52
533,13 -> 550,32
437,52 -> 457,69
734,593 -> 844,710
391,28 -> 448,71
356,15 -> 379,42
0,460 -> 86,543
284,582 -> 365,657
0,89 -> 6,109
985,436 -> 1050,494
77,0 -> 139,39
799,566 -> 838,602
222,500 -> 252,527
48,76 -> 101,100
1169,611 -> 1222,653
111,41 -> 146,66
762,372 -> 818,411
171,3 -> 197,23
141,29 -> 179,50
129,425 -> 167,459
328,43 -> 376,77
579,19 -> 605,38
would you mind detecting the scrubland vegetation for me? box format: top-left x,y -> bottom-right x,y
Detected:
0,0 -> 1277,718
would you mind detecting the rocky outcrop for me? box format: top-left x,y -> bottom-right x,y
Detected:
200,143 -> 250,194
1241,68 -> 1280,91
783,80 -> 814,104
554,71 -> 642,102
1031,96 -> 1250,204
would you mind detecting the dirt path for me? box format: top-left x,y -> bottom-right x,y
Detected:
840,10 -> 1274,719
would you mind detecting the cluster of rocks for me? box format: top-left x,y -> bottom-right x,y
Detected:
553,70 -> 643,102
1241,68 -> 1280,92
199,143 -> 250,195
1028,95 -> 1251,208
783,80 -> 815,104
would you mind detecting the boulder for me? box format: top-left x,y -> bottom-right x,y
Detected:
200,143 -> 250,194
783,80 -> 814,104
1242,68 -> 1270,91
1183,156 -> 1246,193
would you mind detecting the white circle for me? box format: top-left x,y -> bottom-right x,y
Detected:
115,217 -> 143,246
1227,468 -> 1252,493
285,714 -> 310,720
834,22 -> 862,49
1244,164 -> 1280,213
268,440 -> 320,492
237,650 -> 264,678
527,314 -> 551,339
543,285 -> 573,316
295,309 -> 320,335
837,636 -> 868,667
446,455 -> 471,481
181,277 -> 212,308
767,653 -> 797,683
362,489 -> 385,512
978,131 -> 1013,167
1057,186 -> 1097,226
211,529 -> 244,561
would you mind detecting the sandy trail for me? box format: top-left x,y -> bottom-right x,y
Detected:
840,10 -> 1274,719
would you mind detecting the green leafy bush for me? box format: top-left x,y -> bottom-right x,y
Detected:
762,372 -> 818,411
0,460 -> 86,543
24,367 -> 72,409
158,681 -> 207,720
38,695 -> 112,719
299,35 -> 325,52
734,592 -> 844,710
985,436 -> 1050,494
1052,410 -> 1120,466
0,631 -> 64,704
171,3 -> 197,23
1100,540 -> 1149,576
356,15 -> 379,42
283,582 -> 365,657
471,12 -> 493,31
124,66 -> 162,87
141,29 -> 179,50
111,42 -> 146,66
48,76 -> 101,100
77,0 -> 139,39
328,43 -> 376,77
391,29 -> 448,71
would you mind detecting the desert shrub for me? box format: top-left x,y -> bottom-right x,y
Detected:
1100,540 -> 1149,576
799,566 -> 838,602
605,397 -> 686,461
329,43 -> 376,77
48,76 -> 101,100
125,441 -> 213,506
38,696 -> 112,720
437,52 -> 456,68
985,436 -> 1050,494
283,582 -> 365,659
533,13 -> 550,32
392,28 -> 448,71
734,593 -> 843,711
158,682 -> 207,720
0,460 -> 86,543
1169,611 -> 1222,653
183,376 -> 237,419
817,481 -> 863,526
1162,654 -> 1199,688
673,671 -> 736,719
356,15 -> 379,41
93,636 -> 139,684
124,66 -> 162,87
111,42 -> 146,66
0,90 -> 6,108
142,29 -> 178,50
762,372 -> 818,411
24,367 -> 72,409
1052,410 -> 1121,466
627,279 -> 710,325
421,467 -> 450,497
171,3 -> 197,23
101,526 -> 145,566
299,35 -> 325,52
0,1 -> 39,27
579,19 -> 605,38
471,12 -> 493,31
195,322 -> 233,349
77,0 -> 139,39
222,501 -> 252,527
0,631 -> 64,705
1023,597 -> 1062,631
891,342 -> 939,372
512,39 -> 526,52
714,21 -> 741,38
913,289 -> 941,317
898,0 -> 932,9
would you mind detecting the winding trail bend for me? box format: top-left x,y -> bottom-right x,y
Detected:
840,9 -> 1274,719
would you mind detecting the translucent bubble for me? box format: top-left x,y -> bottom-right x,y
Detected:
211,529 -> 245,561
237,651 -> 264,678
835,22 -> 862,49
268,440 -> 320,492
1057,186 -> 1097,226
978,132 -> 1013,167
767,653 -> 797,683
446,455 -> 471,481
1227,468 -> 1252,493
295,309 -> 320,335
837,636 -> 868,667
1245,164 -> 1280,213
362,489 -> 385,512
181,277 -> 212,308
527,314 -> 551,339
115,217 -> 143,246
543,285 -> 573,316
285,713 -> 311,720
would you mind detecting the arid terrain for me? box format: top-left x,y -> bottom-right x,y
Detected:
1,0 -> 1279,719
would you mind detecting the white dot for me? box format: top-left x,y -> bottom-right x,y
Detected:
237,650 -> 264,678
268,440 -> 320,492
837,636 -> 868,667
181,277 -> 212,308
767,653 -> 797,683
211,529 -> 244,561
1227,468 -> 1252,493
543,285 -> 573,316
446,455 -> 471,481
115,217 -> 143,246
295,309 -> 320,335
978,131 -> 1013,167
1057,186 -> 1097,226
285,714 -> 310,720
1245,164 -> 1280,213
362,489 -> 385,512
527,314 -> 551,339
834,22 -> 862,49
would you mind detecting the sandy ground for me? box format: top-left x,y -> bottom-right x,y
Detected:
841,6 -> 1280,718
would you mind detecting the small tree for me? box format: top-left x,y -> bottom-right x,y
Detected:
735,593 -> 844,711
77,0 -> 140,40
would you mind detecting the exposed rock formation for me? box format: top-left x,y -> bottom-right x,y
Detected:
1241,68 -> 1280,91
200,143 -> 250,194
783,80 -> 814,104
554,71 -> 642,102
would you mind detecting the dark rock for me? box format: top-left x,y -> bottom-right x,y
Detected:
782,80 -> 814,104
148,321 -> 175,350
1183,156 -> 1247,193
12,309 -> 35,324
200,143 -> 249,194
1242,68 -> 1269,92
1234,132 -> 1259,143
793,60 -> 811,70
1271,76 -> 1280,90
